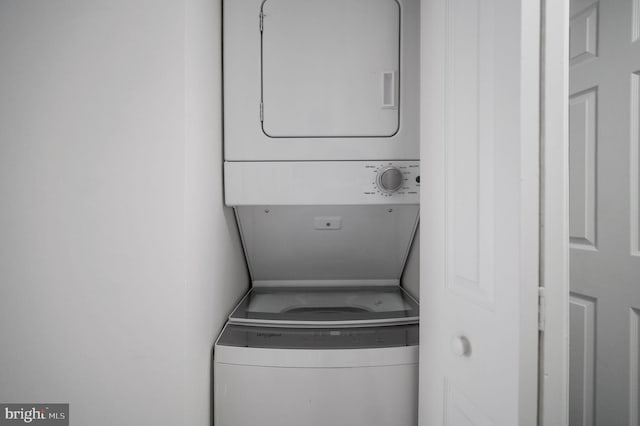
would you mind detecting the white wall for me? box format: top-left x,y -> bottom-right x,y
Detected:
185,0 -> 250,424
0,1 -> 248,425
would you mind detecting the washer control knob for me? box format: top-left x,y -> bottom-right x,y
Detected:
377,167 -> 404,193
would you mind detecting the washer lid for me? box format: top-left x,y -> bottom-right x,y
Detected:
228,286 -> 419,327
234,204 -> 419,283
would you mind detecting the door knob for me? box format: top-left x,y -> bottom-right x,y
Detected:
451,335 -> 472,357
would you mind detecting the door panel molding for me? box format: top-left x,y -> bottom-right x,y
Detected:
569,3 -> 599,66
569,293 -> 596,426
630,308 -> 640,425
444,0 -> 495,310
569,87 -> 598,251
633,0 -> 640,43
631,72 -> 640,257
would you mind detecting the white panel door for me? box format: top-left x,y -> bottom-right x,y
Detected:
569,0 -> 640,424
420,0 -> 540,425
261,0 -> 400,137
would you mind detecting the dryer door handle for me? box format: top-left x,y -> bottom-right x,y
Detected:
381,71 -> 397,109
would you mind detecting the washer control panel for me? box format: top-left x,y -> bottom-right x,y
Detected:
364,162 -> 420,199
225,161 -> 420,205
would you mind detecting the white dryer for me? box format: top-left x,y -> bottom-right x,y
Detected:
223,0 -> 420,161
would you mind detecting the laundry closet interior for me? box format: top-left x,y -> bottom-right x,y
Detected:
214,0 -> 421,424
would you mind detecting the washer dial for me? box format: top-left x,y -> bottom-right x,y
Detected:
377,167 -> 404,193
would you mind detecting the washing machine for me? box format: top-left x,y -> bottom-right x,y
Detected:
218,0 -> 421,423
214,286 -> 419,426
215,161 -> 420,425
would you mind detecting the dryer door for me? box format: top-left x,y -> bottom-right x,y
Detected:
261,0 -> 400,138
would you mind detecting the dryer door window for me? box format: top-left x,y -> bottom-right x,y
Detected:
261,0 -> 400,138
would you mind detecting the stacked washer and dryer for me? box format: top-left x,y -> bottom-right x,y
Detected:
215,0 -> 420,425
